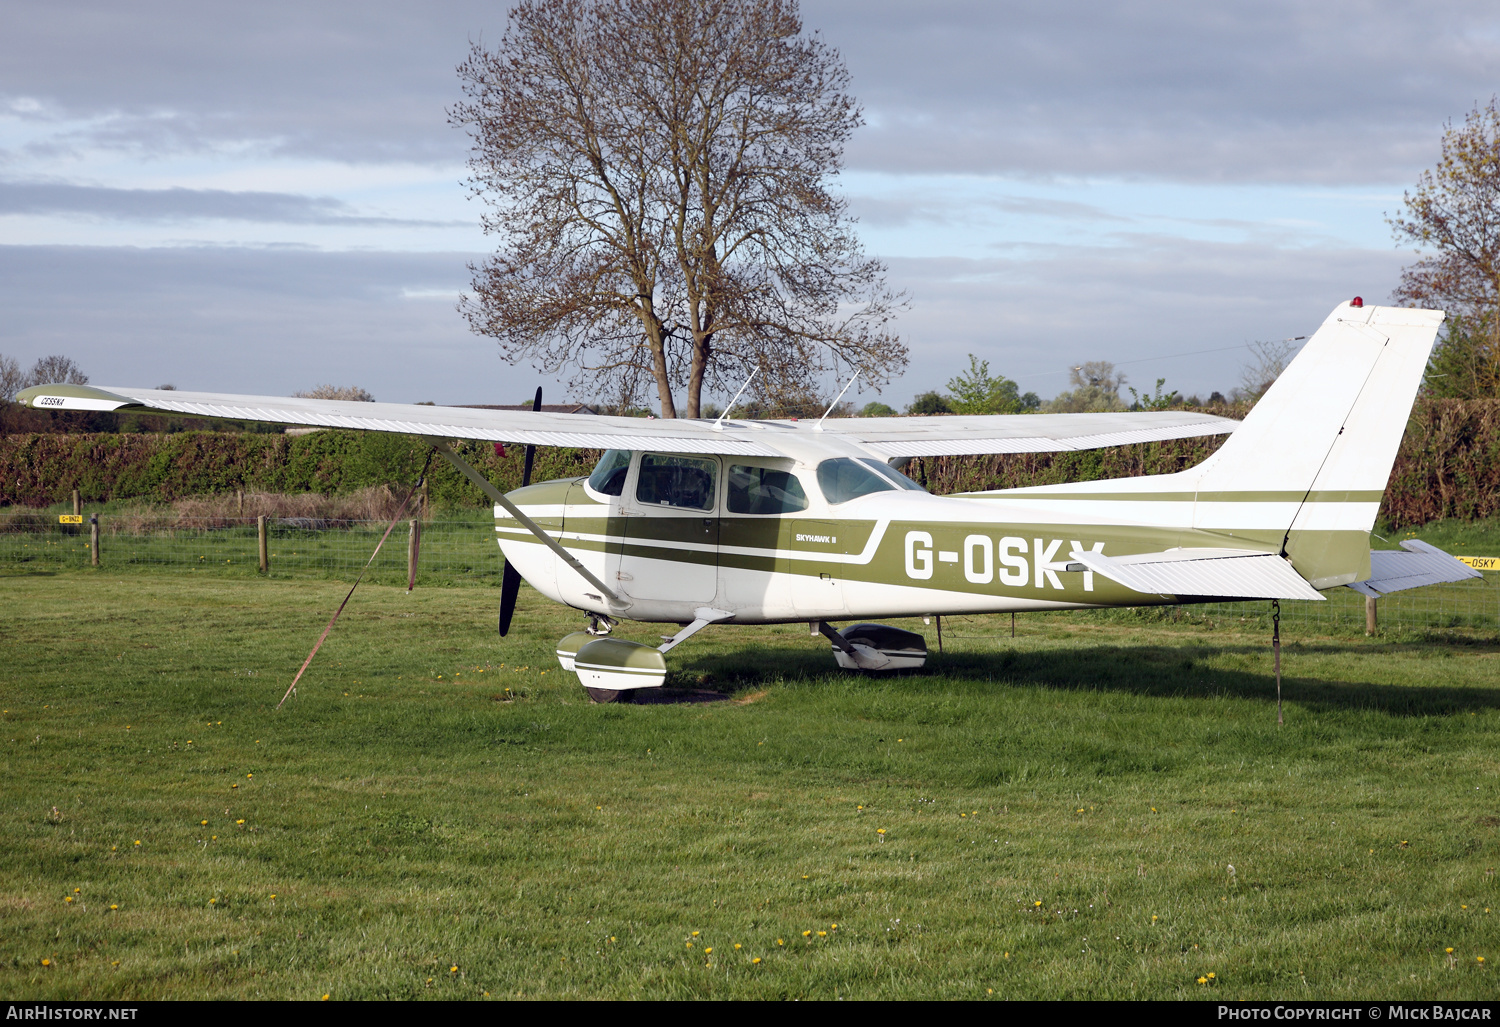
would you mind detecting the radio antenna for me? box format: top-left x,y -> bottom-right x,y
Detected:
712,367 -> 759,430
815,370 -> 860,430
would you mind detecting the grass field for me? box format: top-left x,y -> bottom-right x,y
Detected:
2,569 -> 1499,1000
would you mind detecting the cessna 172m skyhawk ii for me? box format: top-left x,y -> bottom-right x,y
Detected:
18,300 -> 1481,701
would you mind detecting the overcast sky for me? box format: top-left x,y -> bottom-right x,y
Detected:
3,1 -> 1496,408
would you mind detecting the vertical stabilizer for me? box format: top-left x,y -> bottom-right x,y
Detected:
1191,301 -> 1443,587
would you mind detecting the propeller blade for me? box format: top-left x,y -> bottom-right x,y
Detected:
522,386 -> 540,486
499,561 -> 522,637
500,387 -> 542,637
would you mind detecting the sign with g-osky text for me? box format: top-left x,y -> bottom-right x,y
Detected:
1455,555 -> 1497,571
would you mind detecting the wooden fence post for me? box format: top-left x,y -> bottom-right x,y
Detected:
407,518 -> 421,592
72,489 -> 80,516
237,489 -> 244,516
1365,595 -> 1378,636
90,514 -> 99,567
258,515 -> 269,574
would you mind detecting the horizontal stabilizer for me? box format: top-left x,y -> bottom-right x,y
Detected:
1346,540 -> 1483,597
1069,547 -> 1325,601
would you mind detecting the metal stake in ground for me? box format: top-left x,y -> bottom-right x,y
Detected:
1272,599 -> 1282,726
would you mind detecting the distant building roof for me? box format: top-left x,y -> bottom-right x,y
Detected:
451,403 -> 597,415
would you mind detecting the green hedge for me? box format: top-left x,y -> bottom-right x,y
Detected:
3,398 -> 1496,527
0,431 -> 597,508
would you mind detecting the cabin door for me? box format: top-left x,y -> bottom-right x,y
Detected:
617,454 -> 720,603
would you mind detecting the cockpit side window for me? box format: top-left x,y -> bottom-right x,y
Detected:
727,465 -> 809,515
815,458 -> 897,505
587,449 -> 632,496
636,454 -> 718,511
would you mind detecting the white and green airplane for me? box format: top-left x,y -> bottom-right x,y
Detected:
18,300 -> 1480,702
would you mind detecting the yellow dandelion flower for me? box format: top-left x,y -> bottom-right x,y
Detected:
691,930 -> 699,937
802,930 -> 812,938
1208,973 -> 1216,979
830,924 -> 838,930
1447,948 -> 1455,954
877,828 -> 886,835
987,988 -> 993,995
1034,901 -> 1042,907
686,942 -> 693,949
451,966 -> 458,973
321,994 -> 329,1001
201,820 -> 208,826
776,939 -> 784,946
734,943 -> 741,950
134,840 -> 140,846
73,888 -> 80,893
64,896 -> 72,903
41,959 -> 51,967
236,819 -> 244,824
209,898 -> 216,904
704,947 -> 712,954
110,905 -> 117,910
752,957 -> 761,964
1197,976 -> 1207,985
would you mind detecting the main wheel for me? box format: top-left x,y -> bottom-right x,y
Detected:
585,686 -> 628,704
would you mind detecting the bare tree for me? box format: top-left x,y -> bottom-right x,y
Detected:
1390,97 -> 1500,396
0,354 -> 24,405
24,355 -> 88,389
294,385 -> 375,402
1047,361 -> 1127,412
1236,338 -> 1297,401
452,0 -> 906,418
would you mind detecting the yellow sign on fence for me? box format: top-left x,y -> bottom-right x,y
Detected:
58,514 -> 83,524
1456,555 -> 1498,571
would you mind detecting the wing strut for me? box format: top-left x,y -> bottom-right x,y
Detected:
428,439 -> 624,608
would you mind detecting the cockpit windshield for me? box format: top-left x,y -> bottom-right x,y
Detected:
816,458 -> 897,504
587,449 -> 631,496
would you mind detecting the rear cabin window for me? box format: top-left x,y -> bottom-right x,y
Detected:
587,449 -> 632,496
816,458 -> 897,505
636,454 -> 718,511
727,465 -> 809,515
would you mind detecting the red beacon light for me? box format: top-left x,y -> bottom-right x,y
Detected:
1350,296 -> 1363,307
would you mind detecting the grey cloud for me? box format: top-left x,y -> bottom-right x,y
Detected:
0,181 -> 466,226
0,245 -> 523,404
0,239 -> 1411,409
810,0 -> 1500,183
4,1 -> 1498,181
874,239 -> 1409,401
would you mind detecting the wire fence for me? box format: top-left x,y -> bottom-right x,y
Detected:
2,513 -> 1495,634
0,515 -> 502,587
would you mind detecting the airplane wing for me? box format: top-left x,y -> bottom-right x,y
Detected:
16,383 -> 1237,459
1069,547 -> 1326,601
1347,540 -> 1483,597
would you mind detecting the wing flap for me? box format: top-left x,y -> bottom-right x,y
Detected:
826,410 -> 1239,458
1070,547 -> 1325,601
1347,540 -> 1483,597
